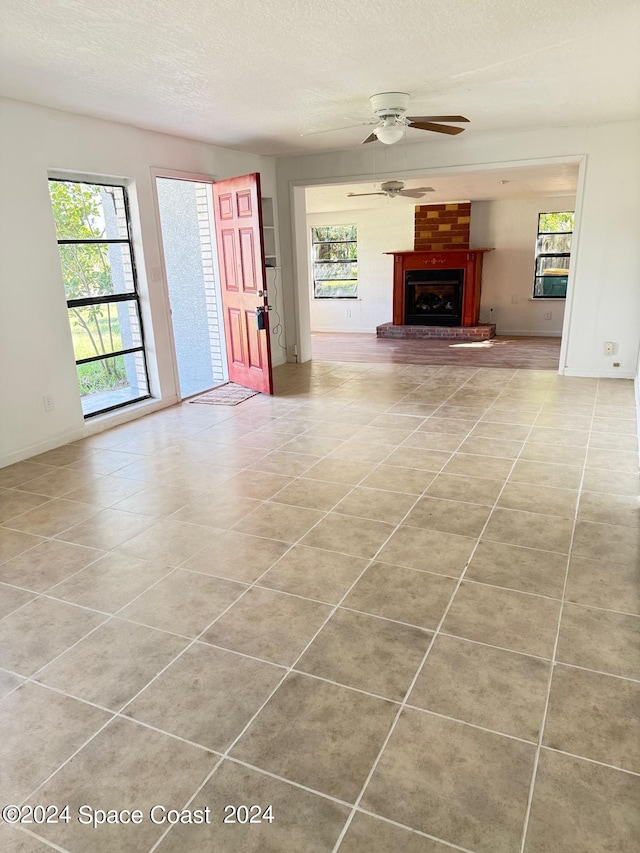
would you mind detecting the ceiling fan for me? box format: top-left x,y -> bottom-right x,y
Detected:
347,180 -> 435,199
303,93 -> 469,145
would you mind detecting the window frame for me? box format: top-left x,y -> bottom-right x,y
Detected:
311,225 -> 358,299
49,177 -> 152,418
532,211 -> 574,299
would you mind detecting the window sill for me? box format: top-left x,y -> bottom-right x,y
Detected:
529,297 -> 566,302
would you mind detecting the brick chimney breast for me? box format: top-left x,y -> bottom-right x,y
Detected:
414,202 -> 471,251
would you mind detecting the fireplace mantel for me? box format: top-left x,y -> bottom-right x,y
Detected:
386,249 -> 493,327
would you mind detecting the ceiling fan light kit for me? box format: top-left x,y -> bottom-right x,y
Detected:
374,124 -> 405,145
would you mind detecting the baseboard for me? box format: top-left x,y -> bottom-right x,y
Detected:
0,395 -> 179,469
310,327 -> 373,334
497,330 -> 563,338
1,428 -> 88,468
561,368 -> 636,380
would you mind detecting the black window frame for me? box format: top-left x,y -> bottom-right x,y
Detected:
49,178 -> 151,418
311,225 -> 358,299
532,211 -> 574,299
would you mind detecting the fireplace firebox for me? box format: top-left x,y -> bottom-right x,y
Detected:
404,269 -> 464,326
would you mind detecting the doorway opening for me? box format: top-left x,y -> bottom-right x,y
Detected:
155,177 -> 226,399
295,158 -> 583,371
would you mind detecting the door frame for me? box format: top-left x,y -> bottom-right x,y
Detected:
150,167 -> 228,400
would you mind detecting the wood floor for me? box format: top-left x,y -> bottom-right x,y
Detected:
311,332 -> 562,370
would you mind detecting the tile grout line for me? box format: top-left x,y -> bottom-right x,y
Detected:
539,746 -> 640,777
517,376 -> 599,853
9,825 -> 71,853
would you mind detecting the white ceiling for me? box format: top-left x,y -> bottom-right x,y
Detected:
305,163 -> 580,212
0,1 -> 639,156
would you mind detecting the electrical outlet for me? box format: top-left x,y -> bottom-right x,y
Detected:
287,344 -> 297,357
604,341 -> 615,355
43,394 -> 55,412
544,311 -> 552,320
346,308 -> 352,318
511,294 -> 519,304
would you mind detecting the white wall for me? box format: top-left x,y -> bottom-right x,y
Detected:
277,120 -> 640,377
0,99 -> 283,466
472,196 -> 575,336
307,206 -> 414,332
635,347 -> 640,448
307,195 -> 575,335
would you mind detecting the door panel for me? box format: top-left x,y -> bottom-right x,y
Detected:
221,230 -> 239,291
213,172 -> 273,395
217,193 -> 234,219
228,309 -> 245,366
245,310 -> 263,370
239,229 -> 257,292
237,190 -> 253,217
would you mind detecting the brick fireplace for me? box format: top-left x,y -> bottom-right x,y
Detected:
377,202 -> 495,342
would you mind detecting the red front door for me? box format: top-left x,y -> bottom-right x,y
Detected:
212,172 -> 273,395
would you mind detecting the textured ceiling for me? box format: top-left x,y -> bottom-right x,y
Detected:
0,0 -> 638,155
305,164 -> 580,212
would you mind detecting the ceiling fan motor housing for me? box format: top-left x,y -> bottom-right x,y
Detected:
370,92 -> 410,120
380,181 -> 405,196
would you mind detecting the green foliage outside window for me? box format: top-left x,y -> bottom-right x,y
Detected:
49,181 -> 131,395
534,210 -> 574,298
312,225 -> 358,298
538,212 -> 574,233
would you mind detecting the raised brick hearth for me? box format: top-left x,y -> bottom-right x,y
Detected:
377,322 -> 496,341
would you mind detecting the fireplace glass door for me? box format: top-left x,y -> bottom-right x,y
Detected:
404,269 -> 464,326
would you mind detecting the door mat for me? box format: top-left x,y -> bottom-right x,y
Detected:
189,383 -> 260,406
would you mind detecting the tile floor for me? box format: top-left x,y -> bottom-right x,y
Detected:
0,360 -> 639,852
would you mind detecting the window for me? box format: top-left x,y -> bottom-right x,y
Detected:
49,179 -> 151,417
311,225 -> 357,298
533,211 -> 574,298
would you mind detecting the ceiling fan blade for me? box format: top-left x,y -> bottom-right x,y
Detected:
300,123 -> 375,137
400,188 -> 436,198
346,191 -> 385,197
408,121 -> 466,135
362,132 -> 378,144
406,115 -> 469,123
